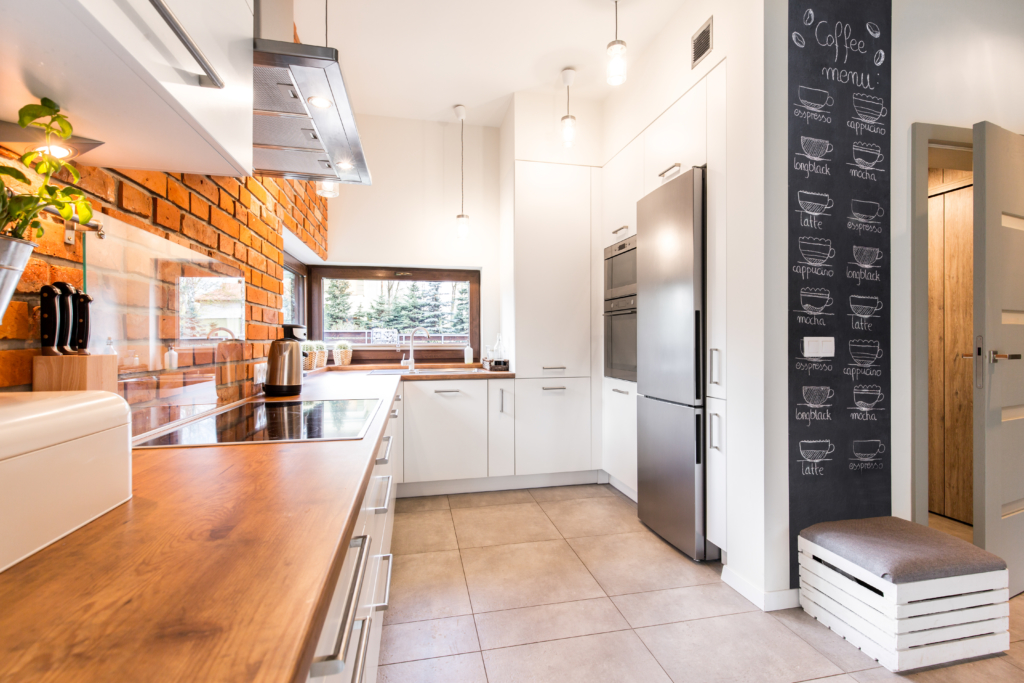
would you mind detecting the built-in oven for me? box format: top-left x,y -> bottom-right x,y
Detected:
604,295 -> 637,382
604,235 -> 637,301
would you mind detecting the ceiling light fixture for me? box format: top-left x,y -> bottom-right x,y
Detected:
455,104 -> 469,238
607,0 -> 627,86
337,159 -> 354,171
34,144 -> 73,160
561,69 -> 577,148
316,180 -> 339,198
307,95 -> 332,109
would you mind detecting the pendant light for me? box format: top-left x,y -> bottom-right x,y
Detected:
455,105 -> 469,238
607,0 -> 627,86
561,68 -> 576,148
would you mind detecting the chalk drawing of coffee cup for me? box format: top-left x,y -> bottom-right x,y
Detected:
802,386 -> 834,407
851,200 -> 885,221
852,142 -> 885,169
801,136 -> 833,160
798,191 -> 833,216
800,288 -> 833,314
849,295 -> 884,318
852,439 -> 885,461
798,237 -> 834,265
853,245 -> 883,268
852,93 -> 888,123
800,439 -> 835,462
853,385 -> 884,409
849,339 -> 883,367
798,86 -> 834,111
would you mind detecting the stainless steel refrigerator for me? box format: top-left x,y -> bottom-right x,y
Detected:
636,167 -> 717,562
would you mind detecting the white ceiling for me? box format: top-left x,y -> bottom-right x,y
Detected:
294,0 -> 685,127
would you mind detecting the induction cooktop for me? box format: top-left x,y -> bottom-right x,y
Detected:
134,398 -> 382,448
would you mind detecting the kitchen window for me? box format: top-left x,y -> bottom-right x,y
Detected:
308,266 -> 480,363
282,253 -> 308,326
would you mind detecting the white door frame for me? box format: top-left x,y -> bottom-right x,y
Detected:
909,123 -> 975,526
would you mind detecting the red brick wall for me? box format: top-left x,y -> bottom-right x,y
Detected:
0,147 -> 328,404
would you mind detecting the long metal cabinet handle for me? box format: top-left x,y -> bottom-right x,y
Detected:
542,366 -> 567,370
147,0 -> 225,88
434,389 -> 460,393
308,535 -> 371,678
369,554 -> 394,611
369,475 -> 393,514
499,388 -> 504,414
349,617 -> 372,683
390,409 -> 398,418
612,388 -> 629,395
612,226 -> 628,234
710,413 -> 721,451
376,436 -> 393,466
658,162 -> 681,178
542,386 -> 566,391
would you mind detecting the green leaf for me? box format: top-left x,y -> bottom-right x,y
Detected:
0,166 -> 29,184
56,202 -> 73,220
76,200 -> 93,225
17,103 -> 54,127
19,150 -> 40,167
54,116 -> 73,139
40,97 -> 60,113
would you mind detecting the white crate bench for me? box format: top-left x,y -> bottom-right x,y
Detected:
798,516 -> 1009,672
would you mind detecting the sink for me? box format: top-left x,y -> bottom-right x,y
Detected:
369,368 -> 482,375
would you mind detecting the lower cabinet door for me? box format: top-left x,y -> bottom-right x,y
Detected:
706,396 -> 727,551
603,378 -> 638,493
488,379 -> 515,477
514,377 -> 591,475
404,380 -> 488,482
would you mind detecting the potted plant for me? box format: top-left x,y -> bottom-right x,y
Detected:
314,341 -> 327,368
300,341 -> 316,372
335,340 -> 353,366
0,98 -> 92,321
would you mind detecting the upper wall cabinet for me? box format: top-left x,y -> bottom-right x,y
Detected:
514,161 -> 591,379
642,79 -> 707,196
601,137 -> 644,248
0,0 -> 253,175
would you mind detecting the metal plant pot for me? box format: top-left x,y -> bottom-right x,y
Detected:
0,234 -> 37,322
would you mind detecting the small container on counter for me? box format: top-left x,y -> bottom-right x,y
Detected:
463,345 -> 473,364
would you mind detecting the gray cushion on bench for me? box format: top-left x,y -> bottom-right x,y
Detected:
800,516 -> 1006,584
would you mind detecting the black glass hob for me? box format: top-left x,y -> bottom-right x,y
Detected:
134,398 -> 382,448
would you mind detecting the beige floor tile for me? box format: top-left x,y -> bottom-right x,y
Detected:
384,550 -> 472,625
771,608 -> 881,673
377,652 -> 488,683
378,615 -> 480,665
396,495 -> 450,513
448,489 -> 534,509
482,630 -> 672,683
474,597 -> 629,650
451,503 -> 561,548
1011,594 -> 1024,642
539,496 -> 646,538
610,582 -> 757,628
803,677 -> 860,682
637,611 -> 843,683
851,653 -> 1024,681
460,539 -> 605,613
392,510 -> 458,555
528,484 -> 615,502
567,531 -> 721,595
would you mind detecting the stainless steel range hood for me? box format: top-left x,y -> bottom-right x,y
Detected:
253,39 -> 370,185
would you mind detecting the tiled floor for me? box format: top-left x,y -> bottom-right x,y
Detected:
379,484 -> 1024,682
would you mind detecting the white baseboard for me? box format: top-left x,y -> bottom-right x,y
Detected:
396,470 -> 601,498
722,566 -> 801,612
607,474 -> 637,502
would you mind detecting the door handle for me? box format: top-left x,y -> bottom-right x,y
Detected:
369,554 -> 394,612
376,435 -> 393,465
612,225 -> 628,235
368,475 -> 393,514
434,389 -> 461,393
658,162 -> 682,178
990,350 -> 1022,363
958,353 -> 974,360
542,386 -> 567,391
542,366 -> 567,370
612,388 -> 629,395
147,0 -> 225,88
308,535 -> 371,678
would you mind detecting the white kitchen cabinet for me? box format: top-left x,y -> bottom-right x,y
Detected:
706,64 -> 727,400
0,0 -> 253,175
514,378 -> 591,476
513,161 -> 592,379
642,79 -> 707,196
404,380 -> 488,483
706,396 -> 727,551
602,137 -> 645,247
488,379 -> 515,478
390,384 -> 405,483
602,378 -> 638,494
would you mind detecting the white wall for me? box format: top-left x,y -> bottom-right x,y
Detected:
763,0 -> 1024,595
513,91 -> 605,167
326,114 -> 502,353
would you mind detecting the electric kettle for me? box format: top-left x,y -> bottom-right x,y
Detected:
266,324 -> 306,397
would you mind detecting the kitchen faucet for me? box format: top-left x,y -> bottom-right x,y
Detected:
401,327 -> 430,371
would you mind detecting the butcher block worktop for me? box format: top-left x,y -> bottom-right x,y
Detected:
0,372 -> 400,683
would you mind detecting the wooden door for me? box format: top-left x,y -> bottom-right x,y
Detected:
927,169 -> 974,524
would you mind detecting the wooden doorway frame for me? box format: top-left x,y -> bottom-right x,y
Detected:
910,123 -> 974,525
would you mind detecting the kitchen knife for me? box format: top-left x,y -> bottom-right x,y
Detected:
76,292 -> 93,355
52,282 -> 77,355
39,285 -> 61,356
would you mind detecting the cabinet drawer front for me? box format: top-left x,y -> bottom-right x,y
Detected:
602,380 -> 638,492
514,378 -> 591,476
404,381 -> 488,483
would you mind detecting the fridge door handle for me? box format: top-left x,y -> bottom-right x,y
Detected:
695,412 -> 703,464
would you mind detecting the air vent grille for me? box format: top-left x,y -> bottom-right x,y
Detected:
692,16 -> 713,68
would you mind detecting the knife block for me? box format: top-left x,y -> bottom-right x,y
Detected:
33,355 -> 119,393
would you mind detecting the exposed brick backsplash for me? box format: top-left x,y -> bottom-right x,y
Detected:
0,147 -> 329,417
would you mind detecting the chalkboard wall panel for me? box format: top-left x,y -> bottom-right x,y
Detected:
788,0 -> 892,588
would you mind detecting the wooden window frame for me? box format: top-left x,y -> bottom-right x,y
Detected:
282,252 -> 309,326
308,266 -> 481,364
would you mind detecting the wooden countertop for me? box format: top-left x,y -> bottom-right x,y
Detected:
0,372 -> 400,683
